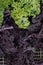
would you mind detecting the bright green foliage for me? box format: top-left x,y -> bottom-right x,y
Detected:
0,0 -> 13,25
0,0 -> 40,29
11,0 -> 40,28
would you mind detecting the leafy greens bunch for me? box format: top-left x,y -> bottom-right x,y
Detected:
11,0 -> 40,28
0,0 -> 40,29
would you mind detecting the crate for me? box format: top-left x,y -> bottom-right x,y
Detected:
0,57 -> 4,65
33,48 -> 43,64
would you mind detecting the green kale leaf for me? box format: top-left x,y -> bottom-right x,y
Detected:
11,0 -> 40,29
